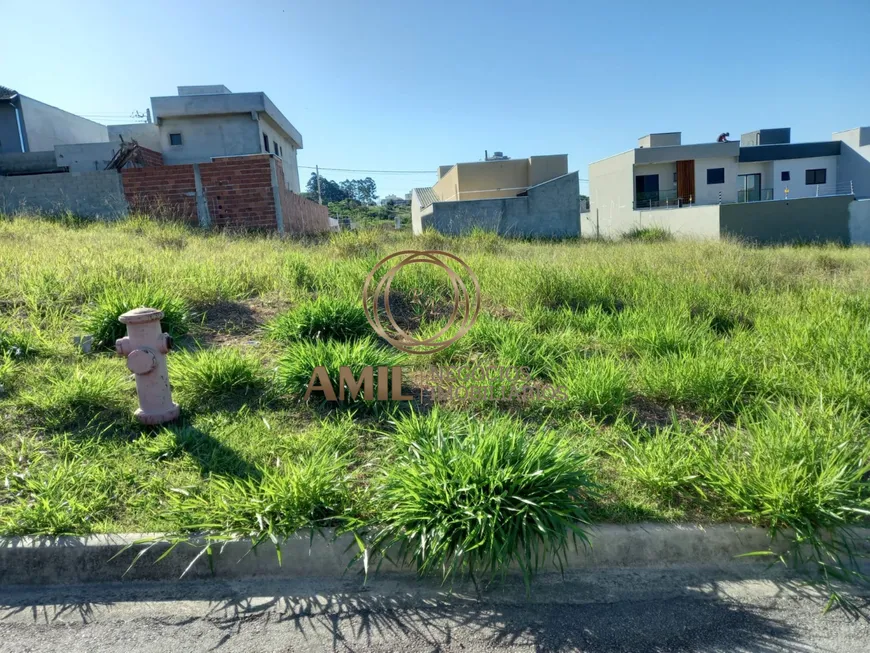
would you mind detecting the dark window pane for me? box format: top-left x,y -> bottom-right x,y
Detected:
273,141 -> 279,156
781,171 -> 790,181
805,169 -> 826,185
706,168 -> 725,184
169,133 -> 182,146
263,134 -> 269,152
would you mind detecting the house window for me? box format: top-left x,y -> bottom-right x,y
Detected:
806,169 -> 827,185
781,171 -> 790,182
635,174 -> 660,206
273,141 -> 279,157
673,171 -> 677,183
706,168 -> 725,184
279,146 -> 283,157
263,134 -> 270,153
169,133 -> 183,146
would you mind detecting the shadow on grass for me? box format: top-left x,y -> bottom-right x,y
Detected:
153,423 -> 263,482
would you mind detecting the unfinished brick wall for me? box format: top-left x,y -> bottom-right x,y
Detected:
276,164 -> 330,234
119,153 -> 329,233
137,147 -> 164,167
121,165 -> 197,222
200,155 -> 277,229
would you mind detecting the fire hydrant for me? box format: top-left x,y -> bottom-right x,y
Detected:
116,307 -> 179,425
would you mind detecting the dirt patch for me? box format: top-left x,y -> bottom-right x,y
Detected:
192,298 -> 290,345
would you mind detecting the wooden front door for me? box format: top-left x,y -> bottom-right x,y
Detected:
676,160 -> 695,205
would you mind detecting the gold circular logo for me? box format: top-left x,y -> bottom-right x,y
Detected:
362,250 -> 480,355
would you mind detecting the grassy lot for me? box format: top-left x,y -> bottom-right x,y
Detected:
0,215 -> 868,590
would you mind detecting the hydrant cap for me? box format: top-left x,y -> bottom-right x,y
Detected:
119,307 -> 165,324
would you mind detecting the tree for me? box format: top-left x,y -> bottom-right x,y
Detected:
304,173 -> 379,205
305,172 -> 348,204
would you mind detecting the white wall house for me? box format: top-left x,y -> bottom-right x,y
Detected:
587,127 -> 870,238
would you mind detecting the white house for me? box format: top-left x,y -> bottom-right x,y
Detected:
587,127 -> 870,238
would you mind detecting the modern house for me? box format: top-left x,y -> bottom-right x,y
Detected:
586,127 -> 870,242
0,85 -> 108,154
411,154 -> 580,237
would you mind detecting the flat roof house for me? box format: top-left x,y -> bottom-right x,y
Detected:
411,154 -> 580,238
0,85 -> 108,154
587,127 -> 870,240
139,85 -> 303,192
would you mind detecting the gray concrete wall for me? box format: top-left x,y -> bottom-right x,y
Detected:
18,96 -> 108,151
0,103 -> 23,153
0,170 -> 127,218
0,151 -> 58,175
720,195 -> 853,244
108,123 -> 161,151
158,114 -> 261,165
421,172 -> 579,238
259,113 -> 300,192
848,199 -> 870,245
54,142 -> 119,173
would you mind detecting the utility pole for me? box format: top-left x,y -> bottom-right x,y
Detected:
316,165 -> 323,204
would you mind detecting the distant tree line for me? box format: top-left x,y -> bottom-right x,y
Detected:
304,173 -> 378,205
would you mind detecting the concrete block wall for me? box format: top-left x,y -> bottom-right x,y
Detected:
0,170 -> 127,218
420,172 -> 580,238
121,165 -> 198,222
0,151 -> 59,175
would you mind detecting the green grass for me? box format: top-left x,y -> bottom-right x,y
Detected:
0,215 -> 868,599
267,297 -> 370,343
365,411 -> 595,588
169,348 -> 267,411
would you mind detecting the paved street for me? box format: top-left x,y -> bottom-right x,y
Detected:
1,566 -> 868,652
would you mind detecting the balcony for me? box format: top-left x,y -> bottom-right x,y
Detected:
737,188 -> 774,203
634,190 -> 690,210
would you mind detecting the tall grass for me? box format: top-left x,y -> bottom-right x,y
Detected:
365,412 -> 596,588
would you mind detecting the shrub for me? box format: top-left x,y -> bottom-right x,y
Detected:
165,444 -> 351,543
277,337 -> 406,399
551,356 -> 631,419
0,329 -> 38,359
329,229 -> 380,258
169,348 -> 266,410
366,413 -> 596,587
623,227 -> 674,242
82,284 -> 190,350
615,421 -> 706,500
699,402 -> 870,607
267,297 -> 370,343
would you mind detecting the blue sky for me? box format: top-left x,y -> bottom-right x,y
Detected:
3,0 -> 869,198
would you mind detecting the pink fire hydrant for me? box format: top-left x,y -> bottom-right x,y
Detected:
116,307 -> 179,425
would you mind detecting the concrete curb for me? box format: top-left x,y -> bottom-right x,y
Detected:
1,523 -> 866,587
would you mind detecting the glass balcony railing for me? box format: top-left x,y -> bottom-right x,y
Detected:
737,188 -> 774,203
634,189 -> 688,209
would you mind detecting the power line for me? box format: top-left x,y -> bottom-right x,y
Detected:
299,165 -> 433,175
300,164 -> 587,182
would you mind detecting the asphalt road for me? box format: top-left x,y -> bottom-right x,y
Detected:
1,566 -> 868,652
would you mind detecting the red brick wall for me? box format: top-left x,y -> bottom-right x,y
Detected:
200,155 -> 277,229
121,165 -> 197,222
119,153 -> 326,233
276,164 -> 330,234
138,147 -> 164,167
